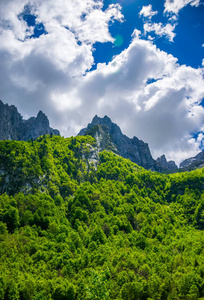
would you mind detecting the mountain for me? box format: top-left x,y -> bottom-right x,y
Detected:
4,99 -> 201,173
78,115 -> 157,170
0,135 -> 204,299
0,100 -> 60,141
156,154 -> 178,172
180,150 -> 204,170
78,115 -> 178,172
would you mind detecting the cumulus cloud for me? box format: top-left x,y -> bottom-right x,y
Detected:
0,0 -> 123,113
0,0 -> 123,71
164,0 -> 201,15
143,22 -> 176,42
139,4 -> 176,42
71,36 -> 204,164
139,5 -> 158,19
0,0 -> 204,164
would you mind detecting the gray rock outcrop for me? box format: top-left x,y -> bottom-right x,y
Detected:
156,155 -> 178,172
180,151 -> 204,170
78,115 -> 158,171
0,100 -> 60,140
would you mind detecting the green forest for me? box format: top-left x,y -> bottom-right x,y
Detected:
1,134 -> 204,299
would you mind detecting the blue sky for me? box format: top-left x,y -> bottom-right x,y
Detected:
98,0 -> 204,68
0,0 -> 204,164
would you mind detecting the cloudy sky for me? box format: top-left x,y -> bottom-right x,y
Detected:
0,0 -> 204,165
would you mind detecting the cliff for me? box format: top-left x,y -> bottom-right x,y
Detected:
0,100 -> 60,140
79,115 -> 159,171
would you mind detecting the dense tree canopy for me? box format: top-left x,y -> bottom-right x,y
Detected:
0,135 -> 204,299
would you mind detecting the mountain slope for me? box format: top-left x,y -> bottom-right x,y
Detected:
78,115 -> 178,172
180,150 -> 204,171
78,115 -> 157,170
0,135 -> 204,299
2,99 -> 204,173
0,100 -> 60,141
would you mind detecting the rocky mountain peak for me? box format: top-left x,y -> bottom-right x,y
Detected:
84,123 -> 119,154
156,154 -> 178,171
37,110 -> 48,119
78,115 -> 159,171
0,100 -> 60,141
179,151 -> 204,170
92,115 -> 111,124
87,115 -> 122,137
78,115 -> 180,172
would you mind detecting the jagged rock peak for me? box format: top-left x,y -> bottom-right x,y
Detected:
156,154 -> 178,171
0,99 -> 60,141
180,151 -> 204,170
92,115 -> 110,123
92,115 -> 114,126
78,115 -> 158,171
36,110 -> 50,127
37,110 -> 47,119
90,115 -> 122,136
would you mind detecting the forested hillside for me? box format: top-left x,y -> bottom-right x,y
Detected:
1,135 -> 204,299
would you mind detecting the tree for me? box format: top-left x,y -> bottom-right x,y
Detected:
86,269 -> 110,300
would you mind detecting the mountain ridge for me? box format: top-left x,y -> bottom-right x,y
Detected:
1,99 -> 204,172
1,134 -> 204,299
0,100 -> 60,141
78,115 -> 178,172
179,150 -> 204,171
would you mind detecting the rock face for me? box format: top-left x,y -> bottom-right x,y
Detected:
78,115 -> 159,171
156,155 -> 178,172
180,151 -> 204,170
83,123 -> 119,154
0,100 -> 60,141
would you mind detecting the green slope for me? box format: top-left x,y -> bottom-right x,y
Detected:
0,135 -> 204,299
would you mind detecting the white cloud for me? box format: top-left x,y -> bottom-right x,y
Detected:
164,0 -> 201,15
144,22 -> 176,42
0,0 -> 204,165
0,0 -> 123,131
202,59 -> 204,67
131,29 -> 141,39
139,5 -> 158,19
0,0 -> 123,109
0,0 -> 123,73
68,36 -> 204,164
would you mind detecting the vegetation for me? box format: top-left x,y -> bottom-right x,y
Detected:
0,135 -> 204,299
